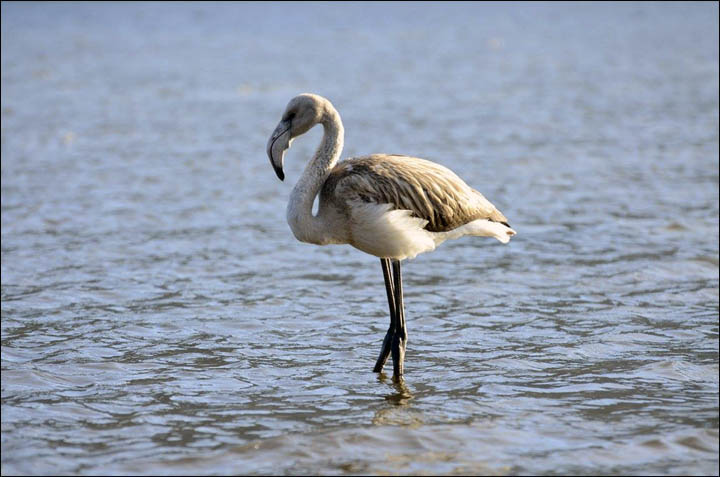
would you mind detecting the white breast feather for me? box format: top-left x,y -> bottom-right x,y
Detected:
348,202 -> 437,260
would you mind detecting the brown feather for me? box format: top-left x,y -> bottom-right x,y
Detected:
320,154 -> 509,233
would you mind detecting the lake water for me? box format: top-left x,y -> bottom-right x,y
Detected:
1,2 -> 718,475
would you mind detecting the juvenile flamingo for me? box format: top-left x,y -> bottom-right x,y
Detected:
267,93 -> 516,380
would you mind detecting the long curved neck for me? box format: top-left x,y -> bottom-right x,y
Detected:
286,110 -> 344,244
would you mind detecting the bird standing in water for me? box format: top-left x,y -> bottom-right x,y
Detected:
267,93 -> 515,380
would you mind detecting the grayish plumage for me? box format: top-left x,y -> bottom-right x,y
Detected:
320,154 -> 510,233
266,93 -> 516,380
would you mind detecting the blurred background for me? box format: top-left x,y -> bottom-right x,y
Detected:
2,2 -> 718,475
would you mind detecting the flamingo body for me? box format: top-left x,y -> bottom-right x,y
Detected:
267,93 -> 515,379
318,154 -> 514,259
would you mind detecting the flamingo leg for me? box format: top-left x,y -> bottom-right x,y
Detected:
373,258 -> 396,373
391,259 -> 407,380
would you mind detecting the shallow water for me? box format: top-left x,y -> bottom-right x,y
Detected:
1,2 -> 718,475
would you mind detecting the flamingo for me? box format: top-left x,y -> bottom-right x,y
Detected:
266,93 -> 516,380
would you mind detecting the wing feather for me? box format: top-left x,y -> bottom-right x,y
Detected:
320,154 -> 509,233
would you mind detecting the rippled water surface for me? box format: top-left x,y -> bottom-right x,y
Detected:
2,2 -> 718,475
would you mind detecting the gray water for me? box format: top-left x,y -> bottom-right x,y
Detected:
1,2 -> 718,475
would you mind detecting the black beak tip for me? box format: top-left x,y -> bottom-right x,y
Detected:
274,166 -> 285,181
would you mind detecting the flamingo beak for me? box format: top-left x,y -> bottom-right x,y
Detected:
267,121 -> 291,181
